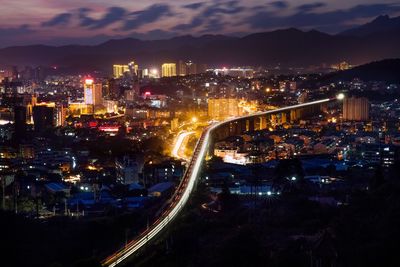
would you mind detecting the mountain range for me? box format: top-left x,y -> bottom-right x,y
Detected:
340,15 -> 400,37
1,15 -> 400,73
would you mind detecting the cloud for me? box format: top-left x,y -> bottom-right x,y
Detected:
182,2 -> 204,10
297,2 -> 326,12
173,1 -> 245,32
0,25 -> 36,47
40,5 -> 173,33
172,17 -> 204,31
122,4 -> 171,30
78,8 -> 95,27
270,1 -> 288,9
77,7 -> 126,29
91,7 -> 126,29
3,1 -> 400,47
0,25 -> 35,36
42,13 -> 72,27
244,3 -> 400,33
201,18 -> 227,33
203,1 -> 245,17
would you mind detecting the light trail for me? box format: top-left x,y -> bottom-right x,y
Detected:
171,131 -> 195,160
101,98 -> 332,267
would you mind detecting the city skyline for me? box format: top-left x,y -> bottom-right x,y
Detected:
1,0 -> 400,47
2,1 -> 400,267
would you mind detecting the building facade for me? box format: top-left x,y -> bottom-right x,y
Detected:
161,63 -> 177,77
113,65 -> 130,78
83,78 -> 102,108
343,97 -> 370,121
115,155 -> 144,184
208,98 -> 244,120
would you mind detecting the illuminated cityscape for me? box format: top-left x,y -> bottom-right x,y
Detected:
1,1 -> 400,267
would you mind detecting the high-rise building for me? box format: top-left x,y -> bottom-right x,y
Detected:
128,61 -> 139,76
161,63 -> 177,77
133,81 -> 140,96
210,83 -> 236,98
68,102 -> 93,115
33,105 -> 55,132
113,64 -> 130,78
289,81 -> 297,92
197,64 -> 207,74
14,106 -> 27,140
298,92 -> 308,104
7,66 -> 18,80
279,81 -> 296,92
185,60 -> 197,75
124,89 -> 135,102
19,144 -> 34,159
279,81 -> 286,92
116,155 -> 144,184
171,118 -> 179,131
83,78 -> 102,107
208,98 -> 244,120
177,60 -> 197,76
177,60 -> 186,76
103,100 -> 119,113
142,69 -> 149,77
56,105 -> 66,127
149,68 -> 159,78
343,97 -> 370,121
93,84 -> 102,106
107,78 -> 120,98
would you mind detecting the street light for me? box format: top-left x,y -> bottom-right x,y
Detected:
336,93 -> 345,100
336,93 -> 345,130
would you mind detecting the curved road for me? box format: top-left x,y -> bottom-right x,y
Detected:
171,131 -> 195,161
102,98 -> 332,266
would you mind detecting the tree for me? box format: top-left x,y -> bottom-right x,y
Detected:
274,158 -> 304,184
218,181 -> 238,212
369,165 -> 385,190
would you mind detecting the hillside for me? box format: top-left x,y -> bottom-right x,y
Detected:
327,58 -> 400,83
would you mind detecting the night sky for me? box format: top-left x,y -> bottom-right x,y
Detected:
1,0 -> 400,47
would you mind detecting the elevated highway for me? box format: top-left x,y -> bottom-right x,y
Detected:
102,98 -> 333,266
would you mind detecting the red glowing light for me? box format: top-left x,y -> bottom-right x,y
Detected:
89,121 -> 98,128
99,125 -> 120,132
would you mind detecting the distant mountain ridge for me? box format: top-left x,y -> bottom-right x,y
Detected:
1,16 -> 400,72
340,15 -> 400,37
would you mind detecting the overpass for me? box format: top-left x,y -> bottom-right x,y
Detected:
101,98 -> 334,267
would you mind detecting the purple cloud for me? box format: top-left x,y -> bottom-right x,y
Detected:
122,4 -> 171,30
42,13 -> 72,27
